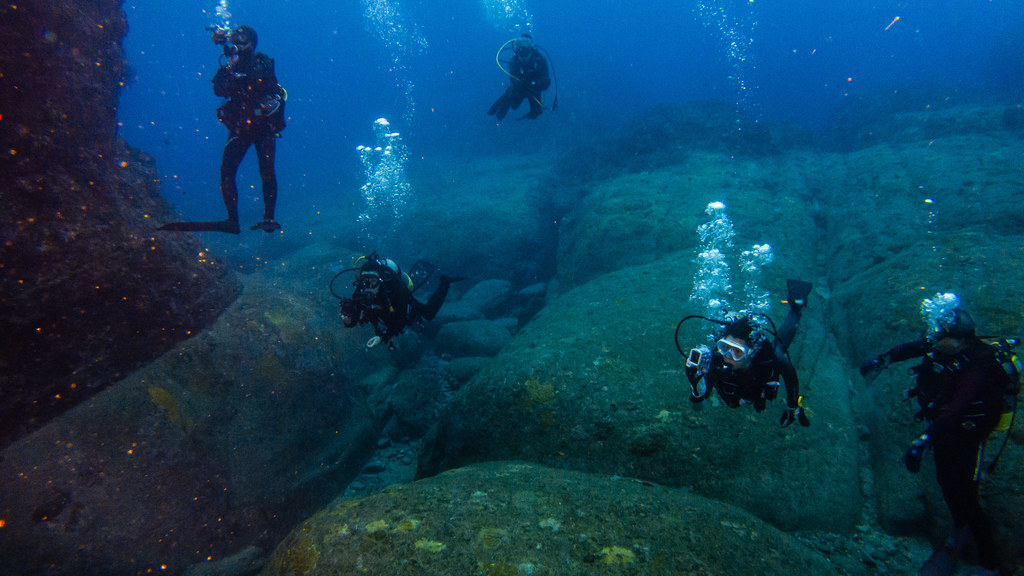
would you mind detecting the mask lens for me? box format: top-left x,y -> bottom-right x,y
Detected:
716,338 -> 748,362
357,273 -> 381,292
229,32 -> 250,49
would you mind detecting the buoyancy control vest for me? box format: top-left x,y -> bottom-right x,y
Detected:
908,338 -> 1018,425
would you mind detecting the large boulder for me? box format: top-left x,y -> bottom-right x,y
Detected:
264,461 -> 842,576
0,245 -> 392,575
435,319 -> 513,358
422,253 -> 862,533
555,149 -> 833,292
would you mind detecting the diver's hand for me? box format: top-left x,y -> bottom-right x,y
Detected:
780,407 -> 810,428
688,375 -> 707,400
904,435 -> 929,473
860,356 -> 887,377
685,364 -> 701,385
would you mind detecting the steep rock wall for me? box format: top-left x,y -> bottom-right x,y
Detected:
0,0 -> 239,449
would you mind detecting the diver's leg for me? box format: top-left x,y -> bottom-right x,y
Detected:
254,132 -> 278,222
488,89 -> 511,120
775,309 -> 801,354
219,133 -> 249,229
775,279 -> 812,353
934,433 -> 999,571
419,275 -> 463,321
509,91 -> 526,111
525,97 -> 543,119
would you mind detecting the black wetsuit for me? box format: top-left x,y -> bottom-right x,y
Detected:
688,307 -> 803,412
488,48 -> 550,121
879,338 -> 1007,570
212,50 -> 285,226
346,270 -> 455,346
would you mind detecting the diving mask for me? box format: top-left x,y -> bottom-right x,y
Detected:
513,37 -> 533,57
356,272 -> 382,296
227,31 -> 252,52
716,336 -> 750,363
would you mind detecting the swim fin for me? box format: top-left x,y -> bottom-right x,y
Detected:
519,98 -> 543,120
488,93 -> 511,121
407,260 -> 436,293
786,279 -> 813,309
919,529 -> 968,576
250,220 -> 281,233
918,546 -> 958,576
157,220 -> 240,234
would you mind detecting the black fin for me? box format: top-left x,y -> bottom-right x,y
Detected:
488,94 -> 511,120
917,546 -> 957,576
786,279 -> 813,309
408,260 -> 435,293
157,220 -> 240,234
518,107 -> 543,120
250,220 -> 281,233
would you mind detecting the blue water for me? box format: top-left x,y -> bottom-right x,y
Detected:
118,0 -> 1023,224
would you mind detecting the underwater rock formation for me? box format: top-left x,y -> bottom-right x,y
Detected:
419,100 -> 1024,568
0,0 -> 239,449
421,252 -> 862,533
265,461 -> 841,576
0,256 -> 382,575
819,120 -> 1024,546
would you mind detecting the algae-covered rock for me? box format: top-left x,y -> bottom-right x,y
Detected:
422,253 -> 861,533
264,461 -> 839,576
435,319 -> 513,358
0,255 -> 382,575
555,149 -> 830,291
817,132 -> 1024,543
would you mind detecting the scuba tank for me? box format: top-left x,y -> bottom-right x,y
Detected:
987,338 -> 1021,433
983,337 -> 1022,473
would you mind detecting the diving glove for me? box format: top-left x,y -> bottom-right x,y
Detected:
904,435 -> 929,473
860,355 -> 887,376
780,406 -> 810,428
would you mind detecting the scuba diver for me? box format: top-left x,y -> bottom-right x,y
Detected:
861,300 -> 1020,576
678,279 -> 813,427
159,25 -> 287,234
487,33 -> 556,121
331,253 -> 463,350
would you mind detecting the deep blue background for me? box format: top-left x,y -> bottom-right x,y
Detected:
118,0 -> 1023,225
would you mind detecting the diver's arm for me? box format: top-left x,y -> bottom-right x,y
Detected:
883,339 -> 930,364
686,354 -> 717,402
777,355 -> 800,409
378,289 -> 412,343
212,65 -> 236,97
862,339 -> 929,376
253,54 -> 279,96
777,355 -> 810,426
